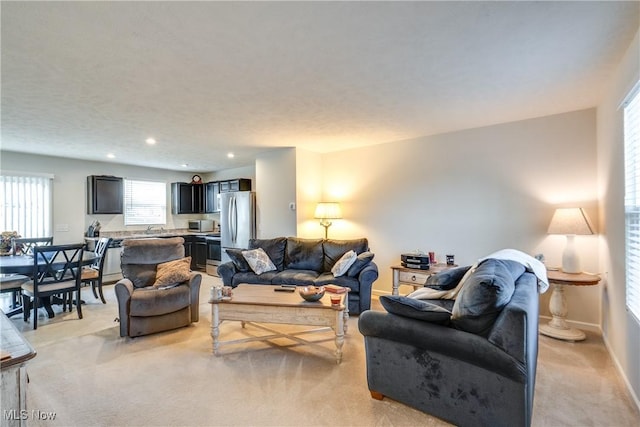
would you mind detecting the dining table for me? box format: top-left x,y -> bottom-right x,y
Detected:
0,252 -> 99,318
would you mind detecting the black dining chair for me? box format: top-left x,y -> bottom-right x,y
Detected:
0,274 -> 30,317
12,236 -> 53,255
21,243 -> 85,329
81,237 -> 112,304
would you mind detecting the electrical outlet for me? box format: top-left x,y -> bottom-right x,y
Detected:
289,202 -> 296,211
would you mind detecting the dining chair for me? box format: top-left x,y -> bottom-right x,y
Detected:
21,243 -> 85,329
12,236 -> 53,255
81,237 -> 112,304
0,274 -> 30,317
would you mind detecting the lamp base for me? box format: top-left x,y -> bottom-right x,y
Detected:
561,234 -> 581,274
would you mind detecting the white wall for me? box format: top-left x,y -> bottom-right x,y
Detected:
255,148 -> 297,238
295,148 -> 323,238
597,28 -> 640,406
0,151 -> 208,243
319,109 -> 600,324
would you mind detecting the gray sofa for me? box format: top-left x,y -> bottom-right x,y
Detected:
115,237 -> 202,337
358,259 -> 539,427
217,237 -> 378,314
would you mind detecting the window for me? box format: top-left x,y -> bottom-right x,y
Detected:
0,173 -> 52,237
124,179 -> 167,225
624,82 -> 640,323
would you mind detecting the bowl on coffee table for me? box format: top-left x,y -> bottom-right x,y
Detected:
299,285 -> 325,302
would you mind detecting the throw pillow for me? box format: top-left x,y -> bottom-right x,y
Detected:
346,251 -> 375,277
243,248 -> 277,275
425,265 -> 471,291
451,259 -> 524,336
331,250 -> 357,277
153,257 -> 191,288
380,295 -> 452,324
226,248 -> 250,272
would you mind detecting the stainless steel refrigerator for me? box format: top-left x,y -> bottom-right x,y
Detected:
220,191 -> 256,263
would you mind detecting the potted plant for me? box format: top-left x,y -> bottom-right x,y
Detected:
0,231 -> 21,255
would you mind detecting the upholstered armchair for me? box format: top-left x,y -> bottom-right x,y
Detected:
114,237 -> 201,337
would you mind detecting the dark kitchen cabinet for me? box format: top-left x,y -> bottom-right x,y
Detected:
182,235 -> 206,271
171,183 -> 203,214
204,182 -> 220,213
87,175 -> 123,214
219,178 -> 251,193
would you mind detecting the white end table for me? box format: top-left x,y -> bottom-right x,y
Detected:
539,269 -> 600,341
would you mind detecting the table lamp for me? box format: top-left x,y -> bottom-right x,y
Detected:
314,202 -> 342,239
547,207 -> 593,273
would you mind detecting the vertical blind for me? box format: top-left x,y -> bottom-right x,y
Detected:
0,174 -> 52,238
123,179 -> 166,225
624,82 -> 640,324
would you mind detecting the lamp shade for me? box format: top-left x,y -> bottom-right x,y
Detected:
547,208 -> 593,235
314,202 -> 342,219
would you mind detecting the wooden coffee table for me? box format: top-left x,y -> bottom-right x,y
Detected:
209,284 -> 349,364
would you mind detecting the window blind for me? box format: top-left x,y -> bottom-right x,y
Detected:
624,82 -> 640,324
123,179 -> 167,226
0,174 -> 52,238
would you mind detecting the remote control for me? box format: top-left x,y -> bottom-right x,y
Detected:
274,287 -> 295,292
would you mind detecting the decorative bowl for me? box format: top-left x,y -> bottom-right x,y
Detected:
299,285 -> 325,302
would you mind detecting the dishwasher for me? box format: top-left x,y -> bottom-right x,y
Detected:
103,239 -> 124,283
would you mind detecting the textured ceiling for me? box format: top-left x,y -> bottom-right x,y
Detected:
1,1 -> 639,172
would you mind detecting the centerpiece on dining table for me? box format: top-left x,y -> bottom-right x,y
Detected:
0,231 -> 20,256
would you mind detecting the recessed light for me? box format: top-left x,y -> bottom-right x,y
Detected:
146,138 -> 156,145
107,153 -> 115,159
181,163 -> 188,168
227,152 -> 235,158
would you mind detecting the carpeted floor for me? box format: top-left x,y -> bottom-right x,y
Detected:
4,274 -> 639,426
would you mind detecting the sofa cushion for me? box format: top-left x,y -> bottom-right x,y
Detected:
380,295 -> 452,324
243,248 -> 277,275
273,270 -> 319,286
323,238 -> 369,272
347,251 -> 375,277
130,285 -> 191,317
425,265 -> 471,290
332,250 -> 357,277
226,248 -> 250,272
249,238 -> 287,271
285,238 -> 324,272
314,272 -> 360,292
154,257 -> 191,288
232,271 -> 278,286
451,259 -> 524,336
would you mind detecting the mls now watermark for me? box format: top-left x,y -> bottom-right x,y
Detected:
3,409 -> 57,421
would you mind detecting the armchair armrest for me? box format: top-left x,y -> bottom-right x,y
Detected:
358,310 -> 526,382
115,278 -> 134,337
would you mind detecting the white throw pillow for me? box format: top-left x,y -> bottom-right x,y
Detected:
331,250 -> 357,277
242,248 -> 277,275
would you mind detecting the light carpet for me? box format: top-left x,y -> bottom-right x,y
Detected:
4,274 -> 639,427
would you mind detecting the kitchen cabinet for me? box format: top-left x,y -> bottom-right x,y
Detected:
204,182 -> 220,213
219,178 -> 251,193
87,175 -> 123,214
171,183 -> 203,214
182,235 -> 206,271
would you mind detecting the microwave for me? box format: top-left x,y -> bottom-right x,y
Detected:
188,219 -> 214,232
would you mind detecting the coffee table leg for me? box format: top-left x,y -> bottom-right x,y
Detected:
343,293 -> 349,334
211,303 -> 220,356
335,310 -> 344,364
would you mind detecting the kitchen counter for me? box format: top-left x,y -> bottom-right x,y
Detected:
86,229 -> 220,241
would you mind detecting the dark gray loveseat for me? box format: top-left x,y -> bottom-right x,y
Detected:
217,237 -> 378,314
358,259 -> 540,427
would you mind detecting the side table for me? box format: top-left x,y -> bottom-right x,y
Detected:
539,269 -> 601,341
391,264 -> 458,296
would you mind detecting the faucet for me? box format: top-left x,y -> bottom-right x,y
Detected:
145,225 -> 154,234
